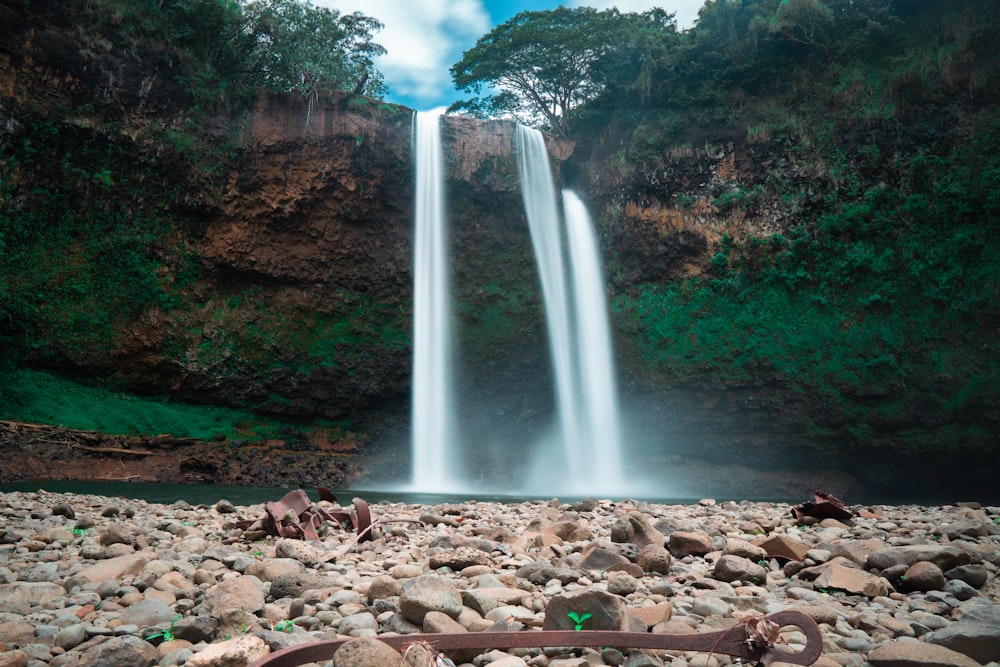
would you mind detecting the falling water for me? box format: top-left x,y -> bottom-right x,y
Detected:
410,111 -> 458,489
563,190 -> 625,489
516,125 -> 625,493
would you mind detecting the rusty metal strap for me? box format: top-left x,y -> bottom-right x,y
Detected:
250,610 -> 822,667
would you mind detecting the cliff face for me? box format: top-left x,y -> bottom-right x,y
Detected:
2,0 -> 997,496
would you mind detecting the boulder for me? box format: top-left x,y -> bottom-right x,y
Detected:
202,576 -> 265,615
668,531 -> 714,558
187,635 -> 270,667
868,639 -> 980,667
925,600 -> 1000,663
900,562 -> 946,592
398,575 -> 463,624
333,637 -> 405,667
543,589 -> 629,632
867,546 -> 971,573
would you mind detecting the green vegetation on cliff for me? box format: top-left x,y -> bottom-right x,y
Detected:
454,1 -> 999,460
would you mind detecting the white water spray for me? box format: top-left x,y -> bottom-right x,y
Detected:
410,111 -> 458,489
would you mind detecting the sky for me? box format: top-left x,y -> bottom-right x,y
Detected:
312,0 -> 705,111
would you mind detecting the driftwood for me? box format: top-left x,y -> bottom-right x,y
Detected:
68,444 -> 153,456
0,419 -> 207,453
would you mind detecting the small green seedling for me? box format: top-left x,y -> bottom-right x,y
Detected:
145,615 -> 181,643
71,527 -> 87,536
273,620 -> 295,632
567,611 -> 592,631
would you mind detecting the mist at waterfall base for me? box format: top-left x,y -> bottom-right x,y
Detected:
374,114 -> 666,499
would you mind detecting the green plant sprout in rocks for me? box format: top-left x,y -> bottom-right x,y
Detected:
272,620 -> 295,632
567,611 -> 592,631
145,615 -> 181,643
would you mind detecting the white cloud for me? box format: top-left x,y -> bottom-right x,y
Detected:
567,0 -> 703,29
312,0 -> 491,108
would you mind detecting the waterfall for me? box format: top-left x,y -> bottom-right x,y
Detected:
516,125 -> 625,494
563,190 -> 625,490
410,111 -> 458,489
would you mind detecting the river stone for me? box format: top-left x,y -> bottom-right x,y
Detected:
202,576 -> 265,615
754,535 -> 810,562
187,634 -> 270,667
118,598 -> 177,628
943,579 -> 977,601
543,589 -> 629,631
54,623 -> 87,650
171,615 -> 218,643
722,538 -> 767,561
668,531 -> 714,557
514,561 -> 582,585
611,513 -> 665,548
637,544 -> 672,575
428,546 -> 494,570
274,538 -> 324,566
267,571 -> 332,599
713,555 -> 766,583
813,563 -> 890,597
0,650 -> 29,667
868,639 -> 980,667
154,571 -> 197,597
867,545 -> 971,572
925,600 -> 1000,663
546,521 -> 592,542
339,611 -> 378,636
98,524 -> 135,546
333,636 -> 405,667
243,558 -> 307,582
0,621 -> 35,646
944,564 -> 988,589
0,582 -> 66,613
901,561 -> 946,592
398,575 -> 463,624
75,552 -> 152,584
367,575 -> 402,600
59,635 -> 158,667
577,543 -> 631,572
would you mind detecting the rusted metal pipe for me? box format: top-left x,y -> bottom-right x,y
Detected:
250,610 -> 823,667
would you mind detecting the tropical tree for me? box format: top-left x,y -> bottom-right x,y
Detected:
240,0 -> 386,98
449,7 -> 622,136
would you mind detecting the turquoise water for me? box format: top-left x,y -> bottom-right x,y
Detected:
0,480 -> 717,506
0,479 -> 975,506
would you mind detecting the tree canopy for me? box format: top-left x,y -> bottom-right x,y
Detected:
449,7 -> 625,136
239,0 -> 386,98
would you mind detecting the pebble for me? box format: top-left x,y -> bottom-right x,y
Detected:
0,492 -> 997,667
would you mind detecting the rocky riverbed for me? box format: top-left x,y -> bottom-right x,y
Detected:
0,491 -> 998,667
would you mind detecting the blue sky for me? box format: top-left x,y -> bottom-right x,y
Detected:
312,1 -> 705,111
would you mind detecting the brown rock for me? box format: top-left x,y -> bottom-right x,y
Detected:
901,561 -> 946,592
543,589 -> 629,631
868,640 -> 980,667
333,637 -> 406,667
813,563 -> 890,597
188,635 -> 271,667
668,530 -> 714,557
202,576 -> 265,615
637,544 -> 672,575
628,603 -> 673,629
754,535 -> 809,562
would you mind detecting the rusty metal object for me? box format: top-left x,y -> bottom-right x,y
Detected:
237,491 -> 372,542
250,610 -> 823,667
792,491 -> 853,521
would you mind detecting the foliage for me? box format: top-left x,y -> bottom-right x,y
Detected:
239,0 -> 386,98
449,7 -> 625,135
1,368 -> 290,441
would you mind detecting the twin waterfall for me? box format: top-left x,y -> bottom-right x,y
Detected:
411,112 -> 624,495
